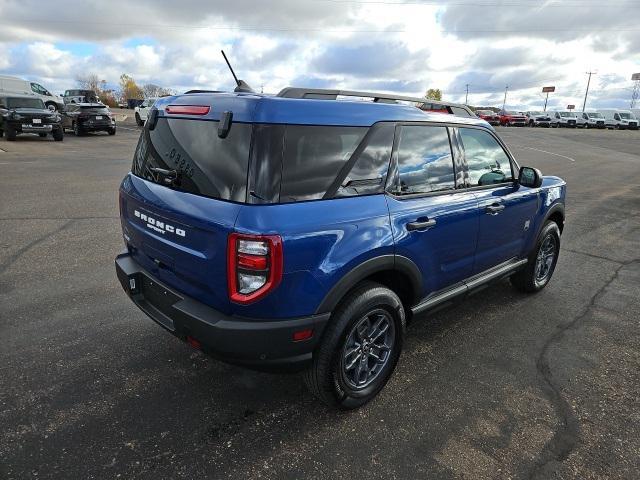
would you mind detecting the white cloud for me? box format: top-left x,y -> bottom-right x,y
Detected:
0,0 -> 637,109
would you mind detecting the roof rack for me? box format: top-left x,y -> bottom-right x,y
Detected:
276,87 -> 465,108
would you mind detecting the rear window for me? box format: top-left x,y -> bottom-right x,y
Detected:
132,118 -> 252,202
80,106 -> 109,114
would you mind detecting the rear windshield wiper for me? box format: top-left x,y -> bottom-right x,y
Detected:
149,167 -> 181,186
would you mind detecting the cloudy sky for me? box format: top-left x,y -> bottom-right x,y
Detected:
1,0 -> 639,110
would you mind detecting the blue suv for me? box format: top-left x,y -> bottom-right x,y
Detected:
115,88 -> 566,408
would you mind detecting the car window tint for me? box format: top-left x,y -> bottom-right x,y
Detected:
335,123 -> 394,197
394,125 -> 455,195
450,106 -> 472,117
459,128 -> 513,187
280,125 -> 366,202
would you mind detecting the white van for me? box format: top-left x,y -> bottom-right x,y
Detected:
576,111 -> 606,129
597,109 -> 639,130
0,75 -> 64,111
550,110 -> 578,128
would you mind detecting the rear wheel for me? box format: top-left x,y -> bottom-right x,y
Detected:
5,124 -> 16,141
303,282 -> 405,409
73,121 -> 83,136
511,221 -> 561,293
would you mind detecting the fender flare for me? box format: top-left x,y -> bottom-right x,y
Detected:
315,255 -> 423,314
542,202 -> 565,231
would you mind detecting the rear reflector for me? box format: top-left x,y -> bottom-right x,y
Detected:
293,329 -> 314,342
186,336 -> 202,350
165,105 -> 210,115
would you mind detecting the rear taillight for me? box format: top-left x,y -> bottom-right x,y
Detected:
165,105 -> 210,115
227,233 -> 283,304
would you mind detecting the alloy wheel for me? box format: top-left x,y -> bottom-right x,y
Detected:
340,308 -> 396,390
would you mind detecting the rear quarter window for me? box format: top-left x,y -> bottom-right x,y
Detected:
279,125 -> 367,202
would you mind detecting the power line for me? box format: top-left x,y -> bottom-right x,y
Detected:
311,0 -> 640,6
1,19 -> 639,34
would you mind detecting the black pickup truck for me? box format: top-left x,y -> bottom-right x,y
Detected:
0,95 -> 64,141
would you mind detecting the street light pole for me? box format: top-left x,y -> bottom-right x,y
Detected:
582,71 -> 596,112
502,85 -> 509,112
465,84 -> 469,105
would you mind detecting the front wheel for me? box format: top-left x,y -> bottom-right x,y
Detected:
73,122 -> 83,136
52,128 -> 64,141
511,221 -> 561,293
108,128 -> 116,136
303,282 -> 406,409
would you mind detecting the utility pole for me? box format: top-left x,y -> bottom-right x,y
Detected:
465,84 -> 469,105
502,85 -> 509,112
582,71 -> 596,112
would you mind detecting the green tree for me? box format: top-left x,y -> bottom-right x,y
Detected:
424,88 -> 442,101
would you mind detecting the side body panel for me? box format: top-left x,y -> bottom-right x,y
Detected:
233,195 -> 395,318
387,193 -> 479,299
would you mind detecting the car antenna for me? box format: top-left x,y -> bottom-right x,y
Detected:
221,50 -> 254,93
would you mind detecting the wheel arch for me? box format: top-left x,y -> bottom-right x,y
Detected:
315,255 -> 423,315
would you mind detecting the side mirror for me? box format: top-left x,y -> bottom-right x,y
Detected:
518,166 -> 543,188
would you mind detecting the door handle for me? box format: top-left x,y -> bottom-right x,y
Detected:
485,203 -> 505,215
406,218 -> 437,231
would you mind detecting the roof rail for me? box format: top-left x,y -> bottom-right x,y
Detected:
276,87 -> 465,108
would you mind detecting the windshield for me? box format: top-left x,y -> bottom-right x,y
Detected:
559,112 -> 576,117
6,97 -> 45,109
587,112 -> 603,118
619,112 -> 633,119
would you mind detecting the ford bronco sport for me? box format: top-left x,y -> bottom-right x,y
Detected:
115,88 -> 566,409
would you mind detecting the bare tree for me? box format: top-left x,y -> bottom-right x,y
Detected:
76,73 -> 102,92
142,83 -> 174,98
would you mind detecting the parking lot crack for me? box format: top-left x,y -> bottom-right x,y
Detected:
527,258 -> 640,480
0,219 -> 76,275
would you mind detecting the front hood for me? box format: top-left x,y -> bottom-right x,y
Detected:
11,108 -> 52,115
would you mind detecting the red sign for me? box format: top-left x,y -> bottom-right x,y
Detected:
542,86 -> 555,93
567,104 -> 575,110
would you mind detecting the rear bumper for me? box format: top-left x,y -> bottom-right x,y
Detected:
79,121 -> 114,131
115,252 -> 329,372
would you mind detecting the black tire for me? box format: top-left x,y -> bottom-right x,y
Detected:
135,113 -> 144,127
511,221 -> 561,293
52,128 -> 64,141
45,102 -> 58,112
73,121 -> 83,136
303,282 -> 406,409
108,128 -> 116,136
5,124 -> 16,141
0,128 -> 4,138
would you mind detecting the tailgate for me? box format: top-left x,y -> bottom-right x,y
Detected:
120,174 -> 241,314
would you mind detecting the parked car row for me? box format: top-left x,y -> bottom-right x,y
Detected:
0,94 -> 116,141
476,107 -> 638,130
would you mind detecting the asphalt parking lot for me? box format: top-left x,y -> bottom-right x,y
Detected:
1,123 -> 639,479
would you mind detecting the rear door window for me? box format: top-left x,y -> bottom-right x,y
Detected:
132,118 -> 252,202
279,125 -> 367,202
393,125 -> 456,195
458,128 -> 513,187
